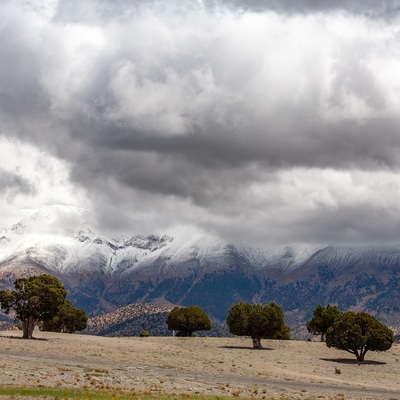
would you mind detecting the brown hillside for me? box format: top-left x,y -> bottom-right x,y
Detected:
84,303 -> 171,336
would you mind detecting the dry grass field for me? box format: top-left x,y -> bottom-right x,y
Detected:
0,331 -> 399,399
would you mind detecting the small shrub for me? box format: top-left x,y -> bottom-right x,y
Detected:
139,330 -> 150,337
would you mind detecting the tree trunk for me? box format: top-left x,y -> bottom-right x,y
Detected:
352,349 -> 365,362
357,350 -> 367,362
320,333 -> 325,342
252,337 -> 263,349
21,320 -> 29,339
21,316 -> 37,339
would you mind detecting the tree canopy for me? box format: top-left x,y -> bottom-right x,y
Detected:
306,304 -> 341,341
226,302 -> 289,349
40,300 -> 88,333
0,274 -> 68,339
326,311 -> 394,362
226,302 -> 252,337
167,306 -> 211,337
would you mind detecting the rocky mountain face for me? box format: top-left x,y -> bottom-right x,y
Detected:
1,205 -> 400,337
84,303 -> 171,337
83,302 -> 229,337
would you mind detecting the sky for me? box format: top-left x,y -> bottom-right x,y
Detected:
1,0 -> 400,246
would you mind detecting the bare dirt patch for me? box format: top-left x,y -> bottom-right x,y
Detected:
0,331 -> 399,399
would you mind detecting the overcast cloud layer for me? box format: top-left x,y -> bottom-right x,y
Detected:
1,0 -> 400,246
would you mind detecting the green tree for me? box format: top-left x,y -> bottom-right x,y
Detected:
326,311 -> 394,362
167,306 -> 211,337
271,323 -> 291,340
0,274 -> 67,339
40,300 -> 88,333
306,304 -> 341,342
226,302 -> 252,336
226,302 -> 288,349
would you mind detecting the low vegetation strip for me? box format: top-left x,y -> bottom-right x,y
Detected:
0,387 -> 248,400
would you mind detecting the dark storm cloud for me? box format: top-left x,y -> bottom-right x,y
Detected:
92,117 -> 400,170
216,0 -> 400,17
1,0 -> 400,244
53,0 -> 400,19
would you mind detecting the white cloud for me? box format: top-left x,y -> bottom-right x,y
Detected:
0,137 -> 88,229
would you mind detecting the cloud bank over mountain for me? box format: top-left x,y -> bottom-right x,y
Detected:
1,0 -> 400,245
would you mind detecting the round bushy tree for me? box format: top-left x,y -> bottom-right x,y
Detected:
227,302 -> 289,349
326,311 -> 394,362
226,302 -> 252,336
0,274 -> 67,339
167,306 -> 211,337
41,300 -> 88,333
306,304 -> 341,341
272,323 -> 291,340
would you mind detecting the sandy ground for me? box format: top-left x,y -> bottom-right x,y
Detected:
0,331 -> 399,399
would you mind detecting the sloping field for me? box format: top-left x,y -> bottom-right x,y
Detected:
0,331 -> 399,399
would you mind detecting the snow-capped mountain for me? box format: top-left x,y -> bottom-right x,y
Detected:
0,205 -> 318,277
1,205 -> 400,336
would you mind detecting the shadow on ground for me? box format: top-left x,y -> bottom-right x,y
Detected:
219,346 -> 274,350
321,358 -> 386,365
3,335 -> 47,341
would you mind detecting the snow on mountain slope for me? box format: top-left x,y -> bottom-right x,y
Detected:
236,244 -> 322,271
3,205 -> 400,280
0,206 -> 86,271
0,207 -> 223,276
0,205 -> 327,277
298,245 -> 400,272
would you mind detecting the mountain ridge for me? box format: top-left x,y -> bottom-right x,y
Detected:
1,205 -> 399,337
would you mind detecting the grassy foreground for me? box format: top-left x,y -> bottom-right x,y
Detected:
0,387 -> 259,400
